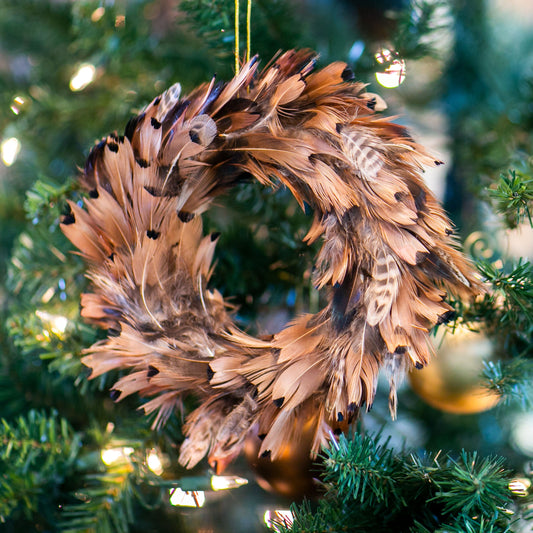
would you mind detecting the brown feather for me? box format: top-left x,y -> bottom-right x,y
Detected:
63,50 -> 483,472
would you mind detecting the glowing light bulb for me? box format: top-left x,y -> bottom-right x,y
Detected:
35,310 -> 69,336
374,48 -> 406,89
10,95 -> 27,115
146,449 -> 164,475
210,475 -> 248,491
41,287 -> 55,304
101,446 -> 134,465
169,488 -> 205,507
51,316 -> 68,334
508,478 -> 530,497
264,510 -> 294,531
70,64 -> 96,92
91,7 -> 105,22
1,137 -> 21,166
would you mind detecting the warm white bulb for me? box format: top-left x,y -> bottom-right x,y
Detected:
375,60 -> 406,88
375,48 -> 393,64
51,316 -> 68,334
41,287 -> 55,304
101,446 -> 134,465
35,310 -> 69,336
169,488 -> 205,507
91,7 -> 105,22
70,64 -> 96,91
508,478 -> 530,497
1,137 -> 21,166
146,449 -> 164,475
10,95 -> 26,115
374,48 -> 406,89
210,475 -> 248,491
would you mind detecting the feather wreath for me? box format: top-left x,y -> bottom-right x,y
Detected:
61,50 -> 482,473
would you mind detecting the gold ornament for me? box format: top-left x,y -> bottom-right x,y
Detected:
243,415 -> 321,500
409,325 -> 500,414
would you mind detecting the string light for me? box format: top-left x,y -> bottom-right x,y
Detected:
41,287 -> 55,304
35,310 -> 69,337
146,448 -> 164,475
179,474 -> 249,492
169,488 -> 206,508
375,48 -> 406,89
70,64 -> 96,92
210,475 -> 248,491
508,478 -> 530,497
10,95 -> 27,115
167,474 -> 248,507
91,7 -> 105,22
264,509 -> 294,531
1,137 -> 21,166
101,446 -> 134,466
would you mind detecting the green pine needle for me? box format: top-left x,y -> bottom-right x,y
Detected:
323,432 -> 400,507
489,169 -> 533,229
430,451 -> 510,516
0,410 -> 81,521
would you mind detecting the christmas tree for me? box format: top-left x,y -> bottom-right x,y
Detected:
1,1 -> 532,532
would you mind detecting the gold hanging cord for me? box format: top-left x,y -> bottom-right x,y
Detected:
246,0 -> 252,63
234,0 -> 252,74
234,0 -> 240,73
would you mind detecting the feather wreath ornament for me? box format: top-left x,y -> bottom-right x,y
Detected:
61,50 -> 482,474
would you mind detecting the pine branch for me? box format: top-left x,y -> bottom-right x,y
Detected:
483,359 -> 533,408
489,169 -> 533,229
282,433 -> 516,533
57,438 -> 186,533
322,432 -> 400,508
453,259 -> 533,360
412,513 -> 513,533
429,451 -> 510,516
180,0 -> 236,60
446,256 -> 533,406
58,467 -> 139,533
180,0 -> 301,65
0,410 -> 81,521
393,0 -> 450,60
478,260 -> 533,341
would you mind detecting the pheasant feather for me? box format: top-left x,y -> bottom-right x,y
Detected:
62,50 -> 482,472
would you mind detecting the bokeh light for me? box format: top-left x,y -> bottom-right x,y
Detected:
375,48 -> 406,88
1,137 -> 21,166
69,64 -> 96,92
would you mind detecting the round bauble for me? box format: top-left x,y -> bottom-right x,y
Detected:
243,420 -> 322,500
409,325 -> 500,414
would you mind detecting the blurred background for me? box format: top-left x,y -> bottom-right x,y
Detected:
1,0 -> 533,531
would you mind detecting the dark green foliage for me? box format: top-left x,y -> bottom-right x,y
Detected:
447,257 -> 533,409
483,359 -> 533,409
0,410 -> 81,521
429,451 -> 509,515
455,260 -> 533,360
323,432 -> 399,508
204,183 -> 318,323
489,169 -> 533,229
180,0 -> 238,60
392,0 -> 450,60
279,434 -> 514,533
